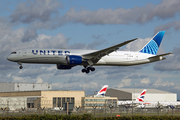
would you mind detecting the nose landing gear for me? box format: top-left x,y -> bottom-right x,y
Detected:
19,66 -> 23,69
17,62 -> 23,69
82,66 -> 95,74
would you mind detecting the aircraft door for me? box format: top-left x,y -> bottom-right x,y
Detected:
22,50 -> 27,56
16,50 -> 22,57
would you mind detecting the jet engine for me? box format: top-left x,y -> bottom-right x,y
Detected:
66,55 -> 82,65
56,64 -> 72,69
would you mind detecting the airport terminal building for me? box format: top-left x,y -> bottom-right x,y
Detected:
0,90 -> 84,109
0,83 -> 177,110
0,83 -> 118,110
106,88 -> 177,102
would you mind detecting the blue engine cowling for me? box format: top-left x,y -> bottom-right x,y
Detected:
66,55 -> 82,65
57,64 -> 72,69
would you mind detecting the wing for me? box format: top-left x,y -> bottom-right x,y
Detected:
82,38 -> 138,65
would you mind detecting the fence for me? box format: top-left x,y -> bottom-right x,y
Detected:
0,99 -> 180,117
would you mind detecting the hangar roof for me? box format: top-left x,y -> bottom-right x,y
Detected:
109,88 -> 175,94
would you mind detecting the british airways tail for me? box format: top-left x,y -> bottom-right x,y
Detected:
139,31 -> 165,55
96,85 -> 108,96
136,89 -> 147,102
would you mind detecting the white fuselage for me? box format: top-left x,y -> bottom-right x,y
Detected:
7,49 -> 159,66
118,101 -> 180,108
137,101 -> 180,108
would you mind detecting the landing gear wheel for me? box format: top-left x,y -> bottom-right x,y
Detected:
85,69 -> 90,74
19,66 -> 23,69
82,69 -> 86,73
81,66 -> 95,74
87,67 -> 91,71
90,67 -> 95,72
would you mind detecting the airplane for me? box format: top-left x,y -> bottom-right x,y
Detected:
133,90 -> 180,109
95,85 -> 108,97
117,88 -> 180,109
137,100 -> 180,109
118,89 -> 147,106
7,31 -> 172,74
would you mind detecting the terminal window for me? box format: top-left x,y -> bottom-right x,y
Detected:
53,97 -> 75,107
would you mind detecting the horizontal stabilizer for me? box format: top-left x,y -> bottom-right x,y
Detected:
148,53 -> 172,59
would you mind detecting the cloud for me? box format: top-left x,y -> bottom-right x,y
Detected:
15,65 -> 53,79
140,78 -> 150,85
0,28 -> 68,52
36,77 -> 43,83
174,85 -> 180,90
61,0 -> 180,25
153,78 -> 174,87
91,34 -> 103,39
52,81 -> 99,94
126,38 -> 150,51
1,0 -> 180,99
154,19 -> 180,33
104,66 -> 145,80
68,39 -> 106,49
9,0 -> 61,24
127,74 -> 148,79
21,28 -> 37,42
8,0 -> 180,32
0,18 -> 12,39
154,47 -> 180,71
12,76 -> 26,82
117,79 -> 131,88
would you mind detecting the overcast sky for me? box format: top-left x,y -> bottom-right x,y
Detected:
1,0 -> 180,100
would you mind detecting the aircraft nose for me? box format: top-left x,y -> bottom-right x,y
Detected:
7,55 -> 13,61
7,56 -> 10,61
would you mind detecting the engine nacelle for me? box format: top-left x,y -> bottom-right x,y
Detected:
56,64 -> 72,69
66,55 -> 82,65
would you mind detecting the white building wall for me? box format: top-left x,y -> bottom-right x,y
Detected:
132,93 -> 177,102
0,97 -> 27,110
0,83 -> 14,92
0,83 -> 52,92
14,83 -> 51,91
144,94 -> 177,102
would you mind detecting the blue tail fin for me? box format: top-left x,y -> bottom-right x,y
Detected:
139,31 -> 165,55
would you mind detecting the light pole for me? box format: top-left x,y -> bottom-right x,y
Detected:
132,83 -> 136,116
109,104 -> 113,117
92,105 -> 97,117
133,84 -> 136,101
76,106 -> 80,115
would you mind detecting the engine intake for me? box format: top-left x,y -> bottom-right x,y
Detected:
66,55 -> 82,65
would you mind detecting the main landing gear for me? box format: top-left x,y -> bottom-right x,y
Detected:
82,66 -> 95,74
17,62 -> 23,69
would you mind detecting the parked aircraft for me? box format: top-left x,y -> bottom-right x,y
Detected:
118,89 -> 147,106
95,85 -> 108,97
7,31 -> 171,74
137,101 -> 180,109
129,90 -> 180,109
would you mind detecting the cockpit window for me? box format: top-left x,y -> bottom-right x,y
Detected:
11,52 -> 17,54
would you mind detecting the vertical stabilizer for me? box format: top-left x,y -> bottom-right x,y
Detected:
139,31 -> 165,55
96,85 -> 108,96
136,89 -> 147,102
